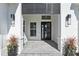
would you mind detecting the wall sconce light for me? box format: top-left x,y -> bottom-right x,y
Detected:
11,14 -> 15,21
11,14 -> 15,26
65,14 -> 71,27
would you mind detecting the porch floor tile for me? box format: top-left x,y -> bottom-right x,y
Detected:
19,41 -> 61,56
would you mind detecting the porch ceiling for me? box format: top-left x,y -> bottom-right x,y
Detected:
22,3 -> 60,14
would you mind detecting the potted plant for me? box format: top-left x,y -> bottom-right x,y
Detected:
63,37 -> 77,56
7,36 -> 18,56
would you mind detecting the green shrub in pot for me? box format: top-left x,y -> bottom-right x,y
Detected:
7,36 -> 18,56
63,37 -> 77,56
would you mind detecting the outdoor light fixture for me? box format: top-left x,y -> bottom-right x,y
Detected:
65,14 -> 71,27
11,14 -> 15,21
11,14 -> 15,26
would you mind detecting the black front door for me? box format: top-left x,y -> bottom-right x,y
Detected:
41,22 -> 51,40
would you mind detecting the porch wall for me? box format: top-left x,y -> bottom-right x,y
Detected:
23,14 -> 60,44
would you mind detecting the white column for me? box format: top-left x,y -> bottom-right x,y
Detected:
15,3 -> 23,55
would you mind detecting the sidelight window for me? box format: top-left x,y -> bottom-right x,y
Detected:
30,22 -> 36,36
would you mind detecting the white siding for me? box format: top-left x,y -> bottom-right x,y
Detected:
1,3 -> 24,55
0,4 -> 8,56
7,3 -> 18,31
61,3 -> 78,54
0,3 -> 8,34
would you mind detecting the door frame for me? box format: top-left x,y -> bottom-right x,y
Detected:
41,22 -> 51,40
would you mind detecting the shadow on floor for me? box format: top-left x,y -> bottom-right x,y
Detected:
76,53 -> 79,56
43,40 -> 58,50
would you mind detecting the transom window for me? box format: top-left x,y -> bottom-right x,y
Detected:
42,16 -> 51,19
30,22 -> 36,36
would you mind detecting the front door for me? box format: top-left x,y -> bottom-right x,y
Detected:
41,22 -> 51,40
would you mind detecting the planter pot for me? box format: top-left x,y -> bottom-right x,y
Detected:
64,49 -> 76,56
8,47 -> 18,56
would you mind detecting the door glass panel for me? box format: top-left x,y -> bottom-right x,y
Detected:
41,22 -> 51,40
45,24 -> 47,38
23,20 -> 25,32
42,25 -> 44,38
